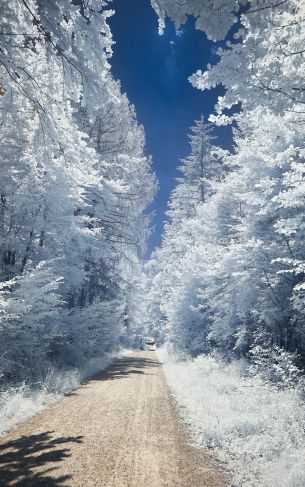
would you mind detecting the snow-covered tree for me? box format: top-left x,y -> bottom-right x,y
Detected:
146,0 -> 305,375
151,0 -> 305,122
150,0 -> 247,40
145,118 -> 224,354
167,117 -> 223,223
0,0 -> 156,386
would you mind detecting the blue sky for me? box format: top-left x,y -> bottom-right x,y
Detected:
108,1 -> 233,256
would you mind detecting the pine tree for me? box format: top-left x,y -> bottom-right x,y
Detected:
167,117 -> 221,224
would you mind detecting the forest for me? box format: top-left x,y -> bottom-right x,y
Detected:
0,0 -> 156,392
147,0 -> 305,371
145,2 -> 305,484
1,1 -> 305,486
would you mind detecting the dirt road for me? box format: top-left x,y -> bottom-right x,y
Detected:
0,351 -> 228,486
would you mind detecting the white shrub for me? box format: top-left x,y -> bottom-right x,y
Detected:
0,352 -> 115,437
158,345 -> 305,487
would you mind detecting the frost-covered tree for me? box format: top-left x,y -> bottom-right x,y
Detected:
167,117 -> 223,223
0,0 -> 155,386
199,109 -> 305,357
146,107 -> 305,365
145,118 -> 224,354
151,0 -> 305,122
146,0 -> 305,375
150,0 -> 247,40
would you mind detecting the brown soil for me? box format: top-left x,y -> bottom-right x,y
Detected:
0,351 -> 229,487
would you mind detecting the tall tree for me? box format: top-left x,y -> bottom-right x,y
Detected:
0,0 -> 156,386
167,117 -> 222,224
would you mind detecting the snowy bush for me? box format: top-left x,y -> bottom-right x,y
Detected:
0,352 -> 115,437
158,345 -> 305,487
248,345 -> 303,388
0,384 -> 59,437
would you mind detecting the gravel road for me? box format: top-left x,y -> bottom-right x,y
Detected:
0,351 -> 229,486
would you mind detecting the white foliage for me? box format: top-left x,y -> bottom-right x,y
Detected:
150,0 -> 246,40
0,351 -> 114,437
0,1 -> 155,394
158,346 -> 305,487
146,6 -> 305,482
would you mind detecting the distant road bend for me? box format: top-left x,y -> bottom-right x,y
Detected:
0,351 -> 229,486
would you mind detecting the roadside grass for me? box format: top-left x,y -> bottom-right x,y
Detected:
158,345 -> 305,487
0,353 -> 115,437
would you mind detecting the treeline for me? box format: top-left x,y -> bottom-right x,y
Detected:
146,0 -> 305,378
0,0 -> 155,386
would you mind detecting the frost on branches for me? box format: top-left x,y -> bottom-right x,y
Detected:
147,3 -> 305,484
147,0 -> 305,378
152,0 -> 305,121
0,0 -> 156,388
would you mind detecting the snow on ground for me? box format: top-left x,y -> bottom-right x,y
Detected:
158,345 -> 305,487
0,353 -> 115,437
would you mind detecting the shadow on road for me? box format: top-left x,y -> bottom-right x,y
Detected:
90,354 -> 161,382
0,431 -> 83,486
0,354 -> 160,486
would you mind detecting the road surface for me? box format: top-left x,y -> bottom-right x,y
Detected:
0,351 -> 229,486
